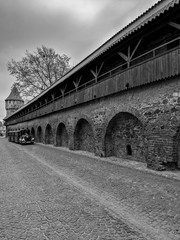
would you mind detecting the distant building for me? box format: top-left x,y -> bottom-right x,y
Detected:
5,85 -> 24,118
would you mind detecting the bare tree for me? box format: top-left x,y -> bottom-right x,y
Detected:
7,46 -> 71,101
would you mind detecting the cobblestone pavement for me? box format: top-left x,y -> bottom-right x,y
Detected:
0,138 -> 180,240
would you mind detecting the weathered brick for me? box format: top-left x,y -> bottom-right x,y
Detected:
7,76 -> 180,170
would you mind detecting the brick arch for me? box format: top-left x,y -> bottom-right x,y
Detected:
37,126 -> 43,143
56,122 -> 69,147
31,127 -> 35,139
73,114 -> 96,131
45,124 -> 54,144
106,106 -> 147,129
104,110 -> 146,162
102,106 -> 146,140
74,116 -> 95,153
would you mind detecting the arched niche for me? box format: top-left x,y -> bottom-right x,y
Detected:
105,112 -> 145,162
74,118 -> 95,153
45,124 -> 53,144
56,122 -> 69,147
31,127 -> 35,139
37,126 -> 43,143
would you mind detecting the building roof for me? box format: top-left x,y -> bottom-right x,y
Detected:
5,0 -> 180,119
5,85 -> 24,102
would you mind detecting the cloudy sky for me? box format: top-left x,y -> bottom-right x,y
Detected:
0,0 -> 159,120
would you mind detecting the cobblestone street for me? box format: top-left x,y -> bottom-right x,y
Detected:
0,138 -> 180,240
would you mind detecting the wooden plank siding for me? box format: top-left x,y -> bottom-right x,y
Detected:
7,48 -> 180,125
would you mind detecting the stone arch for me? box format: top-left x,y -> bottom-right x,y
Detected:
104,112 -> 145,162
74,118 -> 95,153
37,126 -> 43,143
56,122 -> 69,147
31,127 -> 35,139
104,106 -> 147,133
45,124 -> 53,144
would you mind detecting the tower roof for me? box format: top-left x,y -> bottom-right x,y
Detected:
5,85 -> 24,101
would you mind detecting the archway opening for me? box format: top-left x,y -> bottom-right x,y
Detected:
31,127 -> 35,140
37,126 -> 42,143
56,123 -> 69,147
45,124 -> 53,144
105,112 -> 145,162
74,118 -> 94,153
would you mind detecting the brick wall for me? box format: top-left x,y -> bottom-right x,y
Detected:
8,76 -> 180,170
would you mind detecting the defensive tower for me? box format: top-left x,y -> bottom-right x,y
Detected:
5,85 -> 24,118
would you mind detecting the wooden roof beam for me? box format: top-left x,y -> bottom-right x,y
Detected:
130,39 -> 142,59
168,22 -> 180,30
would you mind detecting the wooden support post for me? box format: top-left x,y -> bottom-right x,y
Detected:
73,75 -> 82,92
90,69 -> 98,82
130,39 -> 142,59
118,39 -> 142,67
98,62 -> 104,76
91,62 -> 104,83
60,85 -> 67,97
51,93 -> 55,101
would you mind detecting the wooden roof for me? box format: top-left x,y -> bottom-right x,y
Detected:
5,0 -> 180,119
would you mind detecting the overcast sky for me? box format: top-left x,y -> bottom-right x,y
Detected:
0,0 -> 159,120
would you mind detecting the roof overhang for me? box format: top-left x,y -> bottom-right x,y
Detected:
5,0 -> 180,120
